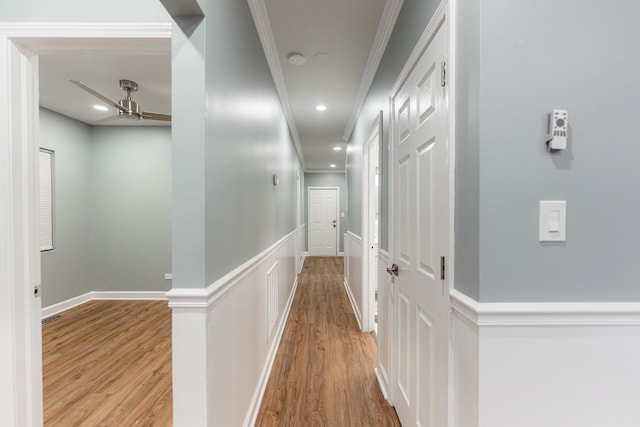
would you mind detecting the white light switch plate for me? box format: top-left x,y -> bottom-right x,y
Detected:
539,201 -> 566,242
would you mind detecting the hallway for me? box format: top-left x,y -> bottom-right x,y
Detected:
256,256 -> 399,426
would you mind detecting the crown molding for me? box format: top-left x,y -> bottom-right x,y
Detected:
248,0 -> 307,171
341,0 -> 404,142
0,22 -> 171,54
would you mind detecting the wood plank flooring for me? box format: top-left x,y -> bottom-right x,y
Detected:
42,300 -> 172,426
256,256 -> 400,426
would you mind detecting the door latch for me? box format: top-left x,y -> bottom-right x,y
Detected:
386,263 -> 399,276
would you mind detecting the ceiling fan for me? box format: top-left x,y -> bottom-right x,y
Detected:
69,79 -> 171,122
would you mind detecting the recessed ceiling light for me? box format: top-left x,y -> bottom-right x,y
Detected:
287,52 -> 306,66
316,105 -> 327,112
329,164 -> 336,168
314,52 -> 331,64
333,146 -> 342,151
93,105 -> 108,112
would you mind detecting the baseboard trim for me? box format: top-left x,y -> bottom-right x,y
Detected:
245,275 -> 300,426
450,289 -> 640,326
375,367 -> 389,400
42,291 -> 167,318
298,253 -> 307,274
92,291 -> 167,300
338,251 -> 344,256
343,278 -> 363,331
302,251 -> 309,257
41,292 -> 93,318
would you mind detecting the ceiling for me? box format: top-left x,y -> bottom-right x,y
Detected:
39,43 -> 171,127
38,0 -> 399,171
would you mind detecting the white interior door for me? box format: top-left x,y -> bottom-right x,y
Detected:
363,120 -> 381,333
308,188 -> 338,256
391,20 -> 449,427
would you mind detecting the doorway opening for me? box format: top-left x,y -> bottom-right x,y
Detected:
0,23 -> 173,425
361,113 -> 381,335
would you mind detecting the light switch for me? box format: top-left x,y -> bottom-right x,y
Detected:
539,201 -> 566,242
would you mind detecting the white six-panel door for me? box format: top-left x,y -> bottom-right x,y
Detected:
391,18 -> 449,427
308,188 -> 338,256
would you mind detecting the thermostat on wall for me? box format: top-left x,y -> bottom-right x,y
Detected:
547,109 -> 568,151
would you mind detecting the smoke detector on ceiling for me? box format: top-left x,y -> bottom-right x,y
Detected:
287,52 -> 306,66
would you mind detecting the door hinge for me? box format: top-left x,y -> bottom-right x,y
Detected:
441,61 -> 447,87
440,256 -> 446,280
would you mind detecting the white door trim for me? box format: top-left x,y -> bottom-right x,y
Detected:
307,186 -> 340,256
385,0 -> 453,417
0,22 -> 171,426
361,113 -> 382,333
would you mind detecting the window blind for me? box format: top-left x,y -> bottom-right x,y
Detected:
39,149 -> 54,251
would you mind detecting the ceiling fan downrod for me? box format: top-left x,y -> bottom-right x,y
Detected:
118,79 -> 141,120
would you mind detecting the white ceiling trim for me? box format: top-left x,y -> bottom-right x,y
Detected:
341,0 -> 404,142
0,22 -> 171,41
0,22 -> 172,55
248,0 -> 307,171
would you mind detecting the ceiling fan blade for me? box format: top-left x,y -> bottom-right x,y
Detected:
68,79 -> 131,113
141,111 -> 171,122
94,115 -> 120,124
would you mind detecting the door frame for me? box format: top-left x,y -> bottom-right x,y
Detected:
0,23 -> 172,425
361,113 -> 382,333
307,186 -> 340,256
385,0 -> 455,419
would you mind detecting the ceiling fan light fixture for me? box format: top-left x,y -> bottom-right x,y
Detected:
287,52 -> 306,66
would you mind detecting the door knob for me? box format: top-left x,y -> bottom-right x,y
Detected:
386,263 -> 399,276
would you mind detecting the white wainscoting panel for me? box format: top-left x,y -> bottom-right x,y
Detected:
297,223 -> 306,273
344,231 -> 363,330
450,295 -> 479,427
450,289 -> 640,427
266,261 -> 279,338
376,249 -> 392,400
167,228 -> 301,427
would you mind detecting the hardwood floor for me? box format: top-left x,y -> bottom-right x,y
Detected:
42,300 -> 172,426
256,256 -> 400,426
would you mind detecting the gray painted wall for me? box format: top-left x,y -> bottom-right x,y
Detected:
195,0 -> 302,286
472,0 -> 640,302
453,0 -> 481,301
304,173 -> 347,253
39,108 -> 172,306
90,126 -> 172,294
39,109 -> 92,307
346,0 -> 441,249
